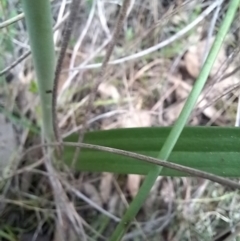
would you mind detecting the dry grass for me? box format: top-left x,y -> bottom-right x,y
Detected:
0,0 -> 240,240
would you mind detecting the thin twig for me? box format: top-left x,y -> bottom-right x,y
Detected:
0,155 -> 121,223
53,0 -> 67,43
59,39 -> 110,98
49,2 -> 84,236
65,1 -> 218,71
19,141 -> 240,190
52,0 -> 82,146
48,2 -> 84,238
61,179 -> 121,222
0,51 -> 31,77
45,0 -> 83,237
0,13 -> 24,29
0,12 -> 70,77
235,11 -> 240,127
59,0 -> 188,94
69,0 -> 96,75
219,65 -> 240,82
202,0 -> 223,65
42,144 -> 87,241
72,0 -> 131,165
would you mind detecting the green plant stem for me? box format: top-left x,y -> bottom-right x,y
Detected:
21,0 -> 55,143
109,0 -> 240,240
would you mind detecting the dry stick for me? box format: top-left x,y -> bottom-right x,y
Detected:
192,70 -> 240,119
218,64 -> 240,82
164,82 -> 240,124
49,1 -> 85,240
167,61 -> 240,121
52,0 -> 82,147
42,148 -> 87,241
72,0 -> 131,165
19,142 -> 240,190
0,159 -> 44,183
0,51 -> 31,77
66,1 -> 218,71
0,13 -> 24,29
0,156 -> 121,222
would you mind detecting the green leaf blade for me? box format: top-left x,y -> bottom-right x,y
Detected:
64,127 -> 240,177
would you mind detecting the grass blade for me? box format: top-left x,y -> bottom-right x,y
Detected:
108,1 -> 240,239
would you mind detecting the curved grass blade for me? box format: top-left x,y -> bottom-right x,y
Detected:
108,1 -> 240,239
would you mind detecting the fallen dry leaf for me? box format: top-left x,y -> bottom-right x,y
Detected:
83,183 -> 102,207
100,172 -> 113,204
127,174 -> 142,197
184,36 -> 239,87
184,37 -> 226,78
176,38 -> 239,123
108,193 -> 125,217
197,98 -> 218,119
164,102 -> 185,124
160,179 -> 175,203
119,110 -> 152,128
184,45 -> 203,78
98,82 -> 120,101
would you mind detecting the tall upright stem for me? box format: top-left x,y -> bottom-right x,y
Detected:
21,0 -> 55,143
